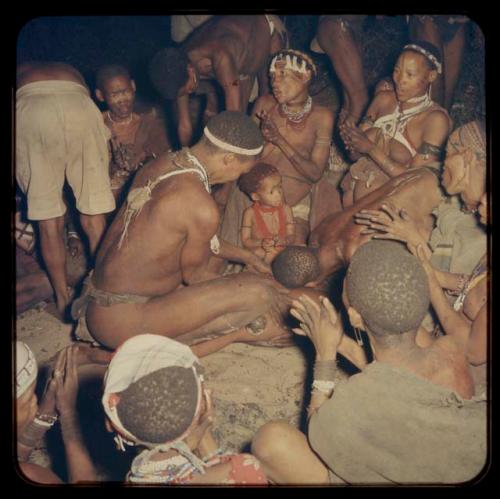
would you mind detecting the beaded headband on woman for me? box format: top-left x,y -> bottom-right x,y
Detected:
269,50 -> 317,76
403,44 -> 442,74
203,126 -> 263,155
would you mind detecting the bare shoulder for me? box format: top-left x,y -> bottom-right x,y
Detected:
425,107 -> 451,129
312,103 -> 334,121
254,94 -> 276,111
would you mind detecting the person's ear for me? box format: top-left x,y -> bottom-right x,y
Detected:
95,88 -> 105,102
223,152 -> 236,166
428,69 -> 438,84
347,306 -> 365,330
131,80 -> 137,93
250,192 -> 260,202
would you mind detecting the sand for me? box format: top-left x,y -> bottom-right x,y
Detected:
16,305 -> 351,481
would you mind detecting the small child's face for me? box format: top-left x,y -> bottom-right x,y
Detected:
253,173 -> 284,207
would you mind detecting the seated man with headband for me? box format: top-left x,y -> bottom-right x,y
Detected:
102,334 -> 267,484
72,111 -> 290,351
340,41 -> 452,207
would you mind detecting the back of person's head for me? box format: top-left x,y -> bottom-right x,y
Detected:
16,341 -> 38,399
116,366 -> 199,444
239,163 -> 280,197
149,47 -> 190,100
202,111 -> 264,160
447,120 -> 486,166
402,40 -> 442,72
346,240 -> 429,337
96,64 -> 132,91
102,334 -> 203,449
272,246 -> 320,288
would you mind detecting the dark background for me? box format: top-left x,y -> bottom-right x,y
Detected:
16,15 -> 485,127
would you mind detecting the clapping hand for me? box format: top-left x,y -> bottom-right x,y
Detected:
290,295 -> 343,359
256,110 -> 281,145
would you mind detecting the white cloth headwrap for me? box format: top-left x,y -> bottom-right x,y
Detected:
403,44 -> 443,74
203,126 -> 263,156
16,341 -> 38,398
102,335 -> 203,451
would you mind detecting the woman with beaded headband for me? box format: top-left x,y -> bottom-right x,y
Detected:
218,49 -> 337,254
340,40 -> 452,208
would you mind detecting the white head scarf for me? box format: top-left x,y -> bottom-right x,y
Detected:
102,334 -> 204,451
16,341 -> 38,398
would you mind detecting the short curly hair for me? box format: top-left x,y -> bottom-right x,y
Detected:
202,111 -> 264,159
116,366 -> 199,444
149,47 -> 190,100
346,240 -> 430,337
272,246 -> 320,289
95,64 -> 132,92
238,163 -> 280,197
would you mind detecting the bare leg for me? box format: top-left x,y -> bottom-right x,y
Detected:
87,272 -> 289,349
318,16 -> 369,126
443,24 -> 466,110
38,216 -> 69,315
79,213 -> 107,256
16,272 -> 53,314
251,420 -> 331,484
409,16 -> 445,106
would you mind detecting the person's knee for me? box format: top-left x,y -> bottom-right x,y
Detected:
38,217 -> 65,238
251,420 -> 295,463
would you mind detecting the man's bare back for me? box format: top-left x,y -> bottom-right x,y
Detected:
311,167 -> 443,279
185,15 -> 275,81
94,153 -> 217,298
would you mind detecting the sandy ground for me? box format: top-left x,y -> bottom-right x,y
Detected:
16,305 -> 351,481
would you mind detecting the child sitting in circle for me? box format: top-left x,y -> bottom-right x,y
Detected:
239,163 -> 295,264
102,334 -> 267,485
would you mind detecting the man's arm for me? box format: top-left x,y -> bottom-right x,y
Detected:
180,198 -> 221,284
212,43 -> 243,111
177,94 -> 194,147
289,295 -> 342,419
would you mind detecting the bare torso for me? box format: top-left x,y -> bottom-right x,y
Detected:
186,15 -> 272,79
343,90 -> 450,202
94,153 -> 217,298
311,167 -> 444,279
17,61 -> 87,89
253,94 -> 331,206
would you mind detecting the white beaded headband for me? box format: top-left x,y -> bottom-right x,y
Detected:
403,44 -> 443,74
269,52 -> 317,76
203,126 -> 263,155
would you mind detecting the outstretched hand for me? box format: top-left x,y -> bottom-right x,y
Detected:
290,295 -> 343,359
354,203 -> 424,255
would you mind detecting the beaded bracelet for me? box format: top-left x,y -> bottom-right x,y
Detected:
33,412 -> 58,428
312,379 -> 335,394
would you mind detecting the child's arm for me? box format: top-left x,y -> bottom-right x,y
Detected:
283,204 -> 296,245
241,208 -> 265,251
